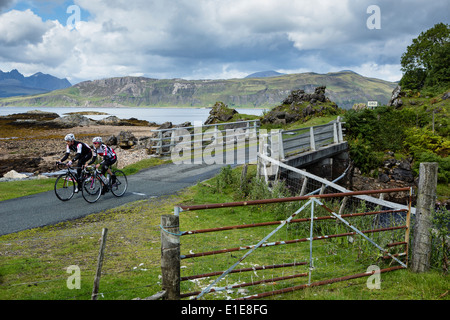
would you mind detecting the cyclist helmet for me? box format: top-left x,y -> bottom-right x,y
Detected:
64,133 -> 75,141
92,136 -> 103,144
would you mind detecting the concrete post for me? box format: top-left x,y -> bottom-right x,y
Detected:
161,214 -> 180,299
410,162 -> 438,273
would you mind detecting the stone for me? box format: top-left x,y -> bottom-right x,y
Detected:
388,85 -> 404,108
117,131 -> 137,149
4,170 -> 28,179
204,102 -> 238,125
378,173 -> 390,183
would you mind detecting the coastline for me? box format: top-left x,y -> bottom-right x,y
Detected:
0,111 -> 158,177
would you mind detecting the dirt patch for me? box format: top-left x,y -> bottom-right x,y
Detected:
0,117 -> 157,176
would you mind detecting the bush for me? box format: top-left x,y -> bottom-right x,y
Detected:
404,127 -> 450,158
412,151 -> 450,184
348,138 -> 381,174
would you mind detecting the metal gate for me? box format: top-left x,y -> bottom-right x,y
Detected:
174,187 -> 412,300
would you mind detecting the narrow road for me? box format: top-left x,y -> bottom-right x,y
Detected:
0,162 -> 229,236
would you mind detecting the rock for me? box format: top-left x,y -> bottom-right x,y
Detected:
392,168 -> 414,183
3,170 -> 28,179
261,86 -> 338,125
442,91 -> 450,100
106,135 -> 118,146
204,102 -> 237,125
97,116 -> 121,125
380,157 -> 414,183
378,173 -> 390,183
388,85 -> 404,108
52,114 -> 97,127
158,122 -> 173,130
117,131 -> 137,149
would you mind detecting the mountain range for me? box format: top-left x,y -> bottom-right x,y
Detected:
0,69 -> 71,98
0,70 -> 397,109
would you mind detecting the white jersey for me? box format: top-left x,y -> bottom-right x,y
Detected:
92,144 -> 116,161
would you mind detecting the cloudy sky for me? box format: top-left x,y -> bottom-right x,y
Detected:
0,0 -> 448,85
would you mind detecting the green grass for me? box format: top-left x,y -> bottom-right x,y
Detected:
0,157 -> 170,201
0,178 -> 57,201
1,164 -> 448,300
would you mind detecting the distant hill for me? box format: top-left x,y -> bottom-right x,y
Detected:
0,69 -> 71,97
245,70 -> 285,78
0,70 -> 397,109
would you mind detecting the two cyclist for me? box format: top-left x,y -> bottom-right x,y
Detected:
57,134 -> 117,193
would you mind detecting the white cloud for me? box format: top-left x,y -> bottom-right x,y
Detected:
0,9 -> 51,45
0,0 -> 448,83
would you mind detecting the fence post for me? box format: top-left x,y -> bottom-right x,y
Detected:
92,228 -> 108,300
161,214 -> 180,300
309,127 -> 316,151
411,162 -> 438,273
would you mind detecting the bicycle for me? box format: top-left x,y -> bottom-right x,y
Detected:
81,166 -> 128,203
54,163 -> 87,201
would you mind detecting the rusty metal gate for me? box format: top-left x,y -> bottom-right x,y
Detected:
174,187 -> 412,300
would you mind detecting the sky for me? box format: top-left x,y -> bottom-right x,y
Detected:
0,0 -> 448,85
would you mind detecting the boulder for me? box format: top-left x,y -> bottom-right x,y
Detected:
3,170 -> 28,179
106,135 -> 118,146
204,102 -> 238,125
388,85 -> 404,108
117,131 -> 137,149
378,156 -> 415,184
97,116 -> 121,125
262,86 -> 338,125
52,114 -> 97,127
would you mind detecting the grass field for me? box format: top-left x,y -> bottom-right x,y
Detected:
0,161 -> 448,301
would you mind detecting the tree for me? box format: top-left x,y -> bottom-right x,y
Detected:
400,23 -> 450,91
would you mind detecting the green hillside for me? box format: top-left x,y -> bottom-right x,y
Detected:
0,71 -> 396,109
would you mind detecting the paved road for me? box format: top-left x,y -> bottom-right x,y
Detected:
0,162 -> 230,236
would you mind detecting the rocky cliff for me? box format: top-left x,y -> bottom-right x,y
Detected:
0,71 -> 397,109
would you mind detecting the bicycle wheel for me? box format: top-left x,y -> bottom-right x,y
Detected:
81,175 -> 103,203
55,173 -> 76,201
110,170 -> 127,197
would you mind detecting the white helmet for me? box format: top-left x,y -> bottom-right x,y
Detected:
64,133 -> 75,141
92,136 -> 103,143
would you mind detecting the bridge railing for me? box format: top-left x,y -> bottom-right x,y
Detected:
149,117 -> 345,160
281,118 -> 344,158
150,120 -> 260,156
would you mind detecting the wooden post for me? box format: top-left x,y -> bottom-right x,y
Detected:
240,163 -> 248,191
411,162 -> 438,273
92,228 -> 108,300
161,214 -> 180,300
310,127 -> 316,151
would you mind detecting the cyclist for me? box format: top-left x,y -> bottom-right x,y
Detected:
87,136 -> 117,192
58,133 -> 92,192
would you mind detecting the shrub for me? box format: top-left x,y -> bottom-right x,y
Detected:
404,127 -> 450,158
412,151 -> 450,184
